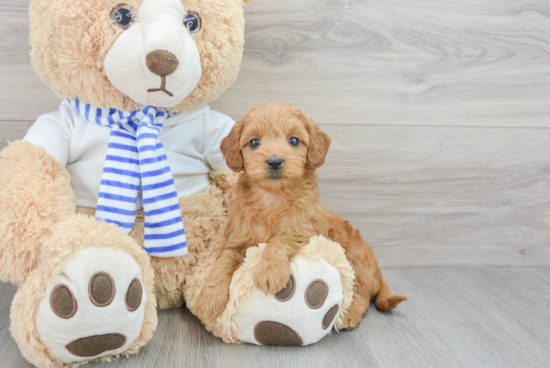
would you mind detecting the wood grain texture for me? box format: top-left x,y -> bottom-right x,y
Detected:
213,0 -> 550,127
0,0 -> 61,119
1,0 -> 550,126
0,120 -> 33,150
318,124 -> 550,267
2,267 -> 550,367
1,121 -> 549,267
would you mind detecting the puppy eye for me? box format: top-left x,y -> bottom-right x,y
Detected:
289,137 -> 300,147
110,4 -> 136,30
249,139 -> 261,149
184,11 -> 201,34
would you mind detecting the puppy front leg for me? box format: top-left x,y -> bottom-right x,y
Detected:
253,236 -> 303,295
196,246 -> 245,322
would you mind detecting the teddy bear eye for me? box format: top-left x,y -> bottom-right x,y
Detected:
184,11 -> 201,34
289,137 -> 300,147
110,4 -> 136,30
249,139 -> 260,149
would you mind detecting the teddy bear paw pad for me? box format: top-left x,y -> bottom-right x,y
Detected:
235,258 -> 344,346
35,247 -> 146,363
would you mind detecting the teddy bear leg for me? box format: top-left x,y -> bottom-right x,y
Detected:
234,257 -> 345,345
73,179 -> 232,311
0,141 -> 75,285
10,215 -> 157,368
200,236 -> 356,345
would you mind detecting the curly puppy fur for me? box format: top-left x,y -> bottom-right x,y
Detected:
30,0 -> 248,112
195,103 -> 408,329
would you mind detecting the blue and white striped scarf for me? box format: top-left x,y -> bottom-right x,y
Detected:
68,99 -> 187,258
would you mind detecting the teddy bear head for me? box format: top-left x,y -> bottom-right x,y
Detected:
29,0 -> 253,112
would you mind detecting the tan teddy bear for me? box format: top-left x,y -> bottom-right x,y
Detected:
0,0 -> 249,366
0,0 -> 363,366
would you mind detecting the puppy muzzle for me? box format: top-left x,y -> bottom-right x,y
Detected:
266,155 -> 284,179
267,156 -> 284,170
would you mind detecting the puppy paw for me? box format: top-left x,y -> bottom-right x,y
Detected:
33,247 -> 147,364
195,282 -> 230,323
253,258 -> 291,295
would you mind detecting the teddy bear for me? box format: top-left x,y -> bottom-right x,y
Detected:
0,0 -> 358,366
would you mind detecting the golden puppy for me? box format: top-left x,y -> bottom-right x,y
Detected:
195,103 -> 407,329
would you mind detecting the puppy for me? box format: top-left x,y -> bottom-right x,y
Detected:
195,103 -> 407,329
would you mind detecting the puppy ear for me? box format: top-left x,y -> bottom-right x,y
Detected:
221,121 -> 245,172
306,118 -> 331,169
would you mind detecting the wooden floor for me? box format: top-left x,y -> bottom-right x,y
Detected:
1,0 -> 550,367
2,267 -> 549,368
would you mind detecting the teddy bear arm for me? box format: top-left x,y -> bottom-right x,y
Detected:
0,141 -> 76,285
208,170 -> 239,205
197,236 -> 356,345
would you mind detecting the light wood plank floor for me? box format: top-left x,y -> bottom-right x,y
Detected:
1,267 -> 549,368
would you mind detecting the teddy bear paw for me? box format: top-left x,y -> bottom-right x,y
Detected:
234,258 -> 344,346
35,247 -> 147,364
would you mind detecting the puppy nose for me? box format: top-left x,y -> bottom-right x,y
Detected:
267,156 -> 284,171
146,50 -> 179,76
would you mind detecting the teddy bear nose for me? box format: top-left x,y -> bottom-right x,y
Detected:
146,50 -> 180,76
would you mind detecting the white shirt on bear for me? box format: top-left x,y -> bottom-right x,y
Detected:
24,100 -> 235,208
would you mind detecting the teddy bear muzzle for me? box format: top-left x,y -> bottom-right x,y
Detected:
104,0 -> 203,108
146,50 -> 181,97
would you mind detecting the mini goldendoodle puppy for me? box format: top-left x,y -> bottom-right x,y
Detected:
195,103 -> 407,329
